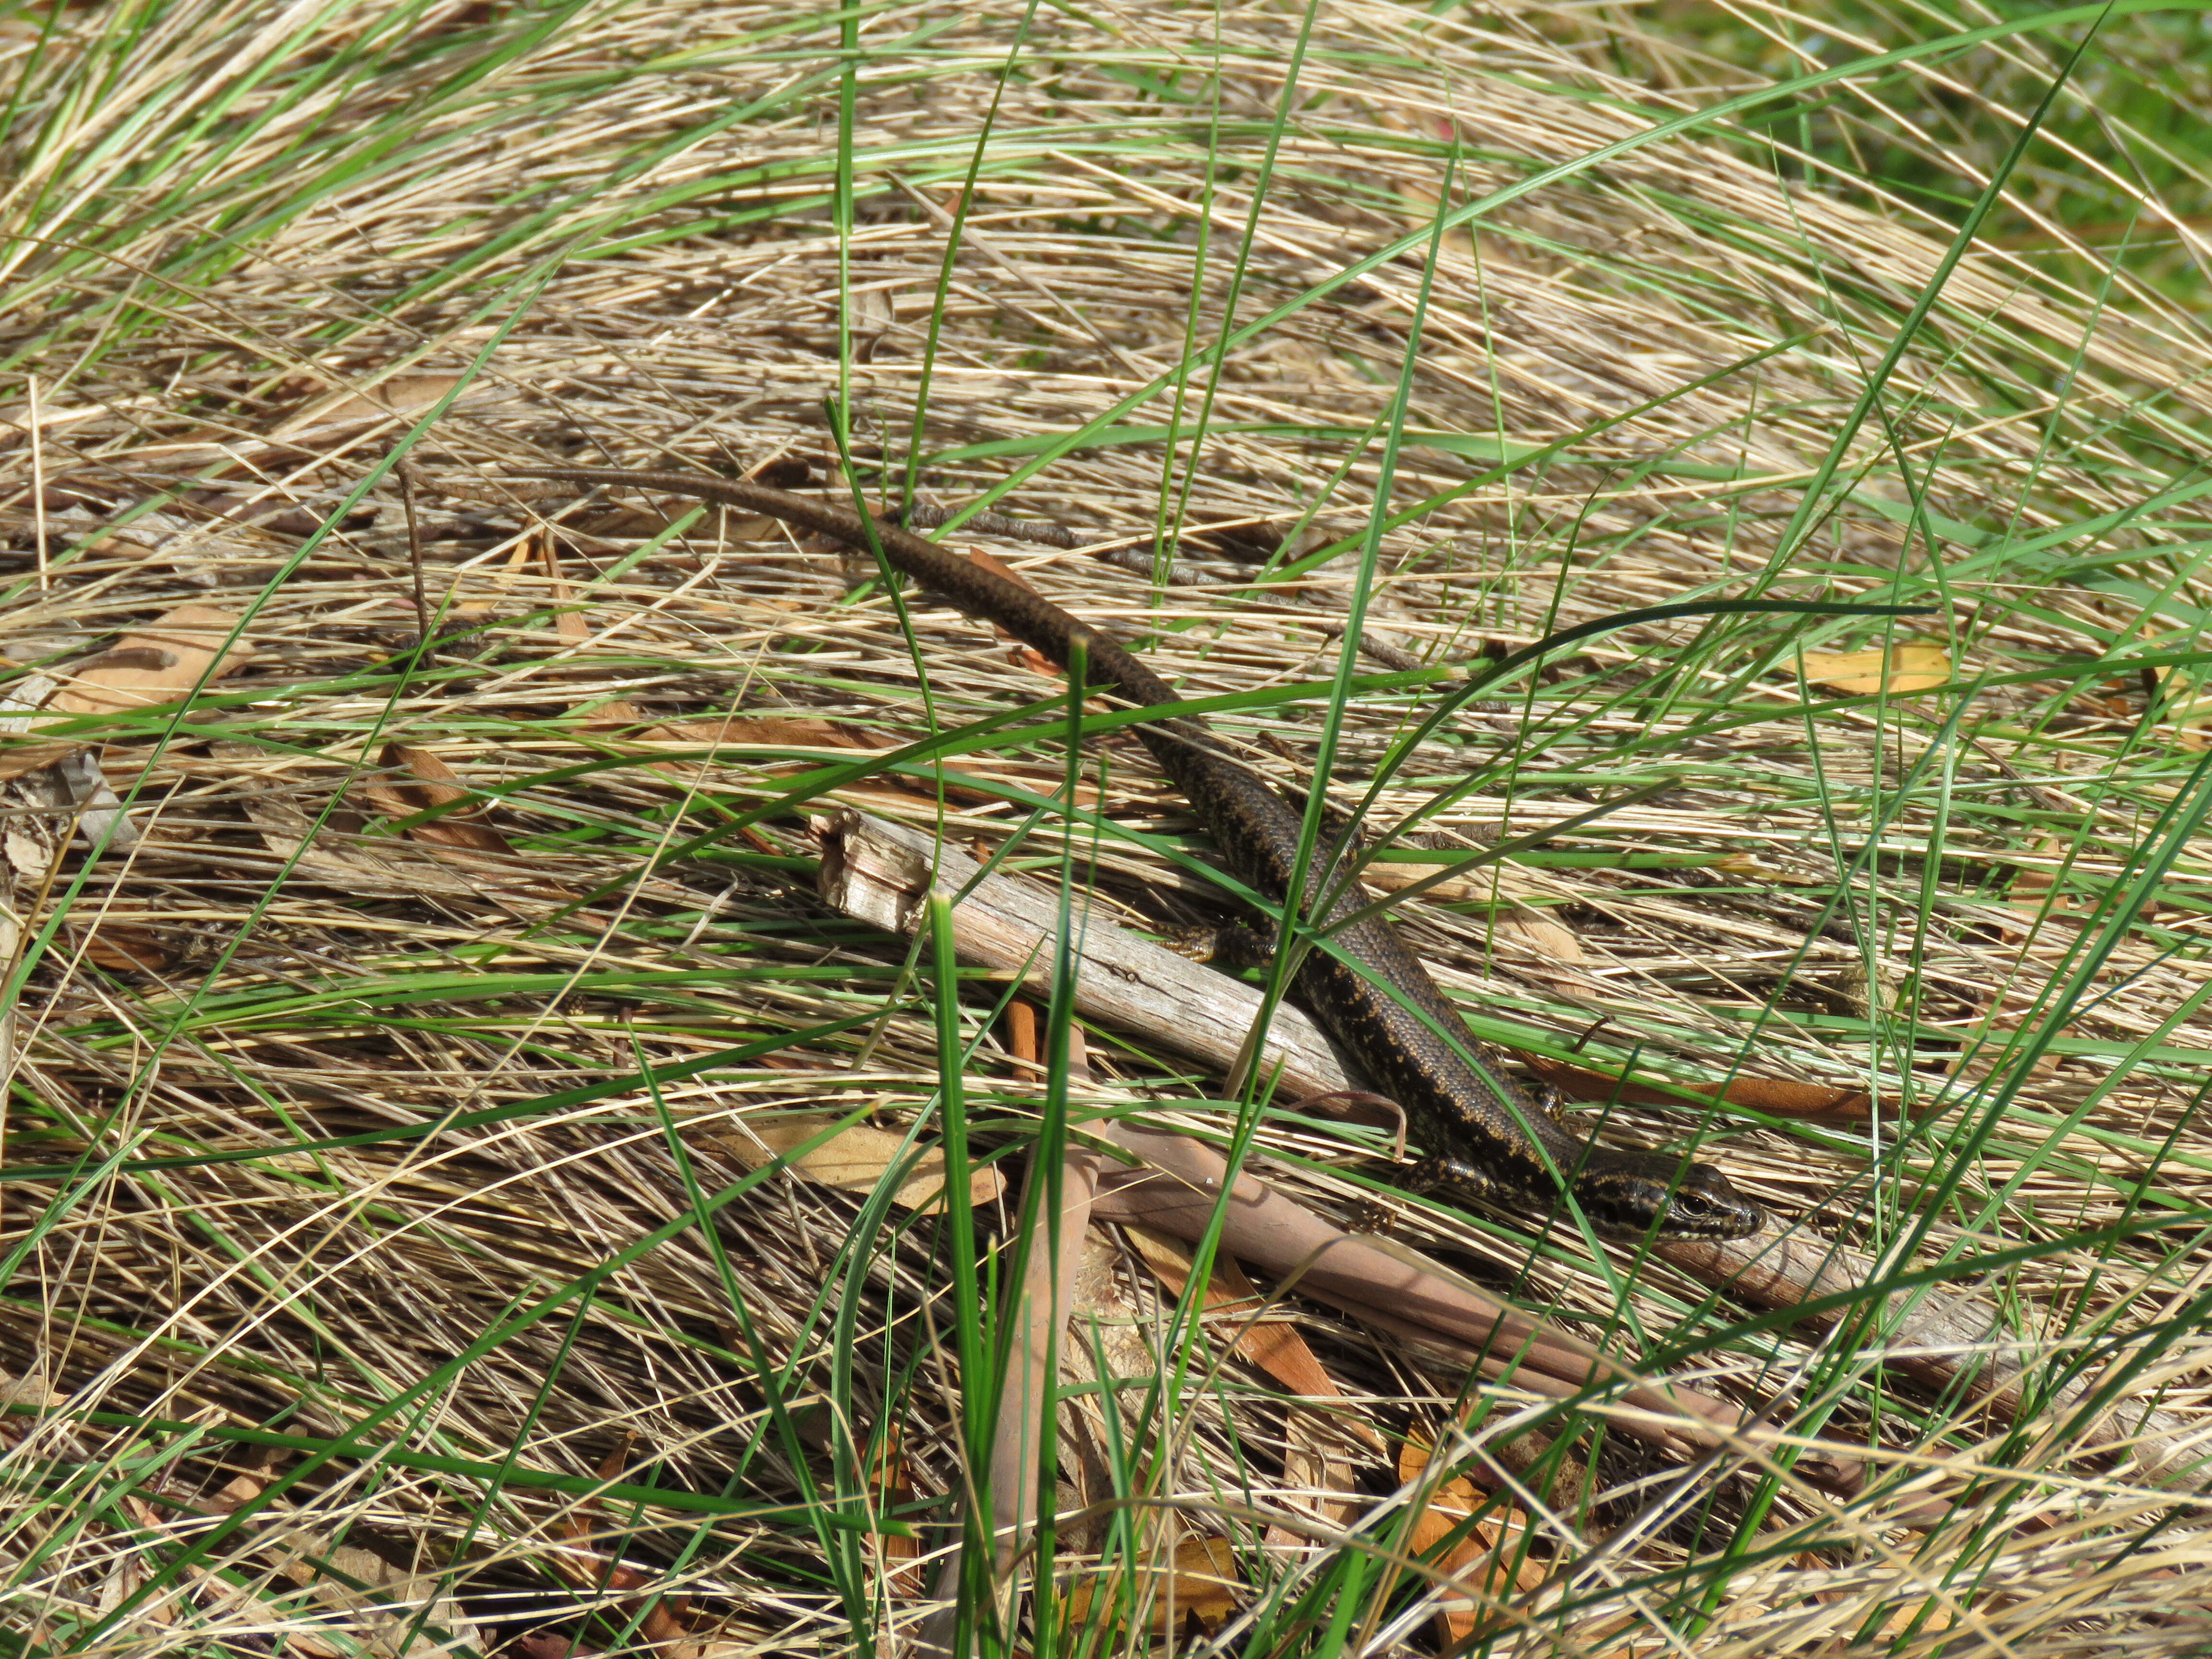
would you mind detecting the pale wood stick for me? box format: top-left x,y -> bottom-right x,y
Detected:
817,805 -> 1348,1099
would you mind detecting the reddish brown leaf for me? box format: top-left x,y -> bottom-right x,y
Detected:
871,1424 -> 925,1601
1526,1055 -> 1880,1122
1126,1224 -> 1386,1561
360,742 -> 514,854
544,1432 -> 694,1651
1129,1229 -> 1368,1421
1399,1431 -> 1549,1644
510,1632 -> 595,1659
78,924 -> 168,972
964,548 -> 1059,676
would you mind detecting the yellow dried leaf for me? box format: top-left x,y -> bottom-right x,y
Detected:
2153,673 -> 2212,750
1707,852 -> 1824,884
1063,1534 -> 1241,1632
1802,642 -> 1950,696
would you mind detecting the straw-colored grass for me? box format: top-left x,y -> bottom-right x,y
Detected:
5,1 -> 2212,1654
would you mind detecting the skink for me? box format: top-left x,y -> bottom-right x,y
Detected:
510,466 -> 1762,1239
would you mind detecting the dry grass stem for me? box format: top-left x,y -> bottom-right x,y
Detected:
5,0 -> 2212,1652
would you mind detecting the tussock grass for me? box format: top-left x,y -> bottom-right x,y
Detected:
3,0 -> 2212,1654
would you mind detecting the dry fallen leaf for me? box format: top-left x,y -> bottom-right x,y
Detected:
213,745 -> 576,900
1491,913 -> 1586,966
1525,1055 -> 1880,1122
529,524 -> 589,643
1358,856 -> 1546,902
0,1365 -> 65,1420
2148,668 -> 2212,750
871,1422 -> 925,1602
360,743 -> 515,854
583,705 -> 885,755
1063,1534 -> 1241,1633
1370,105 -> 1477,259
1398,1431 -> 1549,1644
965,547 -> 1059,677
581,706 -> 1099,812
1127,1226 -> 1382,1547
76,923 -> 168,972
444,530 -> 546,620
655,714 -> 882,751
2000,835 -> 2093,936
545,1435 -> 697,1652
1801,641 -> 1951,696
276,374 -> 471,435
117,374 -> 517,476
1126,1227 -> 1371,1419
256,1535 -> 483,1659
711,1116 -> 1005,1212
0,605 -> 252,781
237,793 -> 499,897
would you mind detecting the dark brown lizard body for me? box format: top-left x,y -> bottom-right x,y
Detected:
511,466 -> 1762,1239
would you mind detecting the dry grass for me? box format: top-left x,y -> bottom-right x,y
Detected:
4,0 -> 2212,1654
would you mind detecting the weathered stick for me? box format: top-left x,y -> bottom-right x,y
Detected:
818,806 -> 1349,1099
